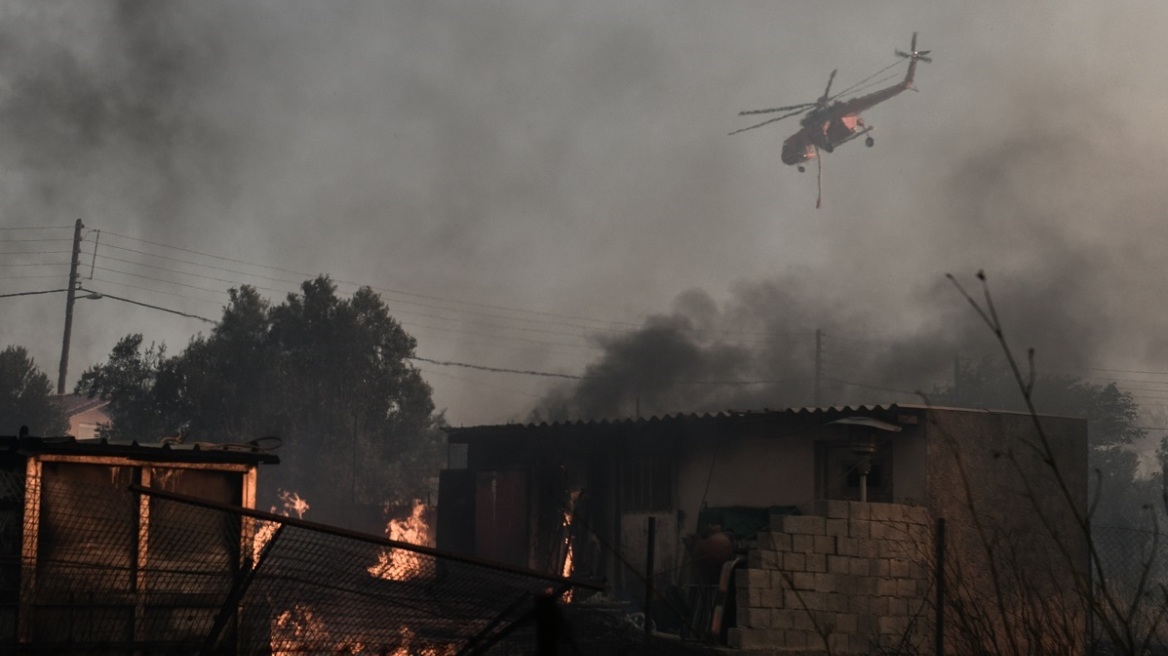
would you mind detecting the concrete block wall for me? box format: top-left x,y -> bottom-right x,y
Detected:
727,500 -> 934,653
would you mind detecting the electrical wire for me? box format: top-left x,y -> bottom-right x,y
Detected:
0,288 -> 68,299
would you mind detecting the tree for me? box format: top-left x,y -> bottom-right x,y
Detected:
74,335 -> 173,440
77,277 -> 440,527
0,345 -> 69,436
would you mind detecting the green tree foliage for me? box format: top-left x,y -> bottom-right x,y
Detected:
0,345 -> 68,436
933,356 -> 1151,528
77,278 -> 440,524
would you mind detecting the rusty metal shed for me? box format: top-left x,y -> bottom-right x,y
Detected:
0,434 -> 278,652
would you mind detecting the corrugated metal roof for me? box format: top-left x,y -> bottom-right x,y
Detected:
0,435 -> 280,465
446,403 -> 910,439
445,402 -> 1062,442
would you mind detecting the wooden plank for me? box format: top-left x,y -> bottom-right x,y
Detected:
18,458 -> 41,643
134,467 -> 151,644
37,454 -> 252,472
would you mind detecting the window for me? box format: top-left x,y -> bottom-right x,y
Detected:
621,459 -> 672,512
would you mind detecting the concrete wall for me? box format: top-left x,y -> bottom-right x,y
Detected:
729,500 -> 933,653
924,409 -> 1089,654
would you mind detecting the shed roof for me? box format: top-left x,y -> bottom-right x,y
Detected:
0,434 -> 280,466
445,402 -> 1067,443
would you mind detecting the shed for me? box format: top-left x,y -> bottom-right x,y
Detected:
439,403 -> 1089,651
0,434 -> 278,651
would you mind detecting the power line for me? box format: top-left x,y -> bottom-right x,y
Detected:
78,287 -> 217,324
0,288 -> 68,299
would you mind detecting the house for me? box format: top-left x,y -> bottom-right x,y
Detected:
53,393 -> 112,439
439,403 -> 1089,653
0,434 -> 278,652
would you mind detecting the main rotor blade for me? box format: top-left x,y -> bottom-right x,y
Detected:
821,69 -> 837,103
738,103 -> 815,116
728,108 -> 806,136
911,32 -> 917,53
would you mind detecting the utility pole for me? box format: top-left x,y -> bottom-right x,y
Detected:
814,328 -> 823,407
57,219 -> 83,395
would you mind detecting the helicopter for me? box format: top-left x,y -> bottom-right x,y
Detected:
732,33 -> 931,206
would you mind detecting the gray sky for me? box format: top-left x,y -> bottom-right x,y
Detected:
4,1 -> 1168,427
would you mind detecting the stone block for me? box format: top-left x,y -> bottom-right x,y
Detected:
870,558 -> 890,578
771,608 -> 796,630
890,558 -> 911,578
850,633 -> 873,654
835,612 -> 858,634
878,616 -> 908,636
876,577 -> 898,597
827,632 -> 849,653
728,627 -> 781,650
849,519 -> 872,538
859,538 -> 880,559
791,608 -> 817,632
814,534 -> 836,554
828,555 -> 851,574
783,552 -> 806,571
868,502 -> 893,522
739,606 -> 771,628
889,597 -> 908,617
835,573 -> 859,596
813,572 -> 836,593
792,534 -> 815,553
827,592 -> 848,612
805,553 -> 827,573
837,537 -> 859,556
736,568 -> 771,589
870,595 -> 889,616
847,501 -> 871,520
878,539 -> 909,559
763,586 -> 785,609
772,531 -> 792,552
801,590 -> 828,612
781,514 -> 826,535
786,589 -> 827,612
785,629 -> 809,650
791,571 -> 815,590
859,576 -> 879,596
771,570 -> 790,590
897,578 -> 917,597
825,517 -> 850,537
849,557 -> 870,577
906,504 -> 932,526
748,549 -> 778,569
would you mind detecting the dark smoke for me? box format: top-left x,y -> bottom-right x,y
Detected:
540,263 -> 1107,421
0,2 -> 233,225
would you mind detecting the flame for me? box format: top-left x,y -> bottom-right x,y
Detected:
560,490 -> 581,602
368,499 -> 435,581
254,489 -> 310,562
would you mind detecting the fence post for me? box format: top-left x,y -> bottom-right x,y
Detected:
935,517 -> 946,656
644,516 -> 656,647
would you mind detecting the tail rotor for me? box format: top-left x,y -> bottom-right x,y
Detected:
896,32 -> 932,63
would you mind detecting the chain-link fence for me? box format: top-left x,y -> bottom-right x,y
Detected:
2,466 -> 607,655
1089,524 -> 1168,652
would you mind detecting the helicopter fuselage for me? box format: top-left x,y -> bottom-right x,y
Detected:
781,113 -> 868,165
779,59 -> 919,166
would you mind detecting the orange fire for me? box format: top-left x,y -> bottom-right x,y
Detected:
368,499 -> 436,581
254,489 -> 311,561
